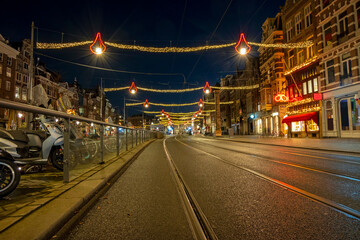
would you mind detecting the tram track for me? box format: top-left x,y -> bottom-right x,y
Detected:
174,136 -> 360,220
163,138 -> 218,240
186,137 -> 360,182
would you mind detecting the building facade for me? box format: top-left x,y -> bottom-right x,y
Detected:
316,0 -> 360,138
281,0 -> 321,138
258,13 -> 287,137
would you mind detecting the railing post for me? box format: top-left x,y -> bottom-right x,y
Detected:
136,130 -> 138,146
100,124 -> 104,164
131,129 -> 134,148
126,128 -> 128,151
63,118 -> 70,183
116,127 -> 120,156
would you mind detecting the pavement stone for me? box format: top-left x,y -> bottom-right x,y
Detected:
0,140 -> 154,239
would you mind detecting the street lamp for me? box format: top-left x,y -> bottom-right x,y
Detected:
203,82 -> 212,94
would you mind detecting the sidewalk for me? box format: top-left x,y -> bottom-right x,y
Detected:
204,135 -> 360,154
0,140 -> 155,240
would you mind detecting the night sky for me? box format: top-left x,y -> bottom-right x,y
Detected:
2,0 -> 284,116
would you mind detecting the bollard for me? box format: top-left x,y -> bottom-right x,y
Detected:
126,128 -> 128,151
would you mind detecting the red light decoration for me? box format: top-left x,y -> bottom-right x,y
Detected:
235,33 -> 251,55
161,109 -> 165,115
203,82 -> 212,94
198,99 -> 204,107
129,82 -> 138,94
274,94 -> 289,103
198,109 -> 202,115
90,32 -> 106,55
313,93 -> 323,100
143,99 -> 149,108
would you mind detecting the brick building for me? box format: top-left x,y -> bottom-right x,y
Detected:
316,0 -> 360,138
258,12 -> 287,136
281,0 -> 321,138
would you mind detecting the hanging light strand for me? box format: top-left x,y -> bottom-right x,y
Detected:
212,85 -> 259,90
37,40 -> 313,51
127,101 -> 233,107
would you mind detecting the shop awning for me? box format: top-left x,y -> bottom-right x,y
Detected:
282,112 -> 318,125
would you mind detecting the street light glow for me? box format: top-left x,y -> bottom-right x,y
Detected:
95,47 -> 103,54
240,47 -> 247,55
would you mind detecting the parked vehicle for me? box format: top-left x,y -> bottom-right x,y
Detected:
0,133 -> 22,197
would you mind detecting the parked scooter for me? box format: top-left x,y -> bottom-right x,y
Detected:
0,131 -> 23,197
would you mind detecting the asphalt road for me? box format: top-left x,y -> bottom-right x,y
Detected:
65,135 -> 360,239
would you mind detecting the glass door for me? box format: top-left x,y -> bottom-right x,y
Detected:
339,97 -> 360,137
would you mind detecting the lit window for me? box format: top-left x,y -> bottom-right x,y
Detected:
308,80 -> 313,93
303,82 -> 307,95
22,88 -> 27,101
313,78 -> 318,92
6,67 -> 11,78
15,86 -> 20,99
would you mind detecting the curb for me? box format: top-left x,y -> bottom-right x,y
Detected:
0,140 -> 155,240
205,137 -> 360,155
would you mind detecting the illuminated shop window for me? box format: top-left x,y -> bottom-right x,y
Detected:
307,119 -> 319,131
351,98 -> 360,130
291,121 -> 305,132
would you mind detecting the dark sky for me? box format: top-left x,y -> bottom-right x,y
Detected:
2,0 -> 284,115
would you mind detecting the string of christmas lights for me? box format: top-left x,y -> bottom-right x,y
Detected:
36,41 -> 92,49
105,85 -> 259,92
36,40 -> 313,51
104,86 -> 203,93
212,85 -> 259,90
126,101 -> 234,107
249,41 -> 313,49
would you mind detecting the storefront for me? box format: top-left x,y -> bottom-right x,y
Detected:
282,97 -> 321,138
322,83 -> 360,138
282,111 -> 320,138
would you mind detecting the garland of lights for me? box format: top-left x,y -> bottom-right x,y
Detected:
104,86 -> 203,93
126,101 -> 233,107
36,36 -> 313,54
36,40 -> 313,51
104,84 -> 259,93
212,85 -> 259,90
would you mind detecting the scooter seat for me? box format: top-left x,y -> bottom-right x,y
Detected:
0,129 -> 29,143
24,131 -> 48,142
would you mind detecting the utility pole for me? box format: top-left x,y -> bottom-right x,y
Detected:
27,21 -> 35,129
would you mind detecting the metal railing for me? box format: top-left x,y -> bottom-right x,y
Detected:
0,99 -> 156,182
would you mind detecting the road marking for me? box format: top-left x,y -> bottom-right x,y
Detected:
175,137 -> 360,220
163,138 -> 218,240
